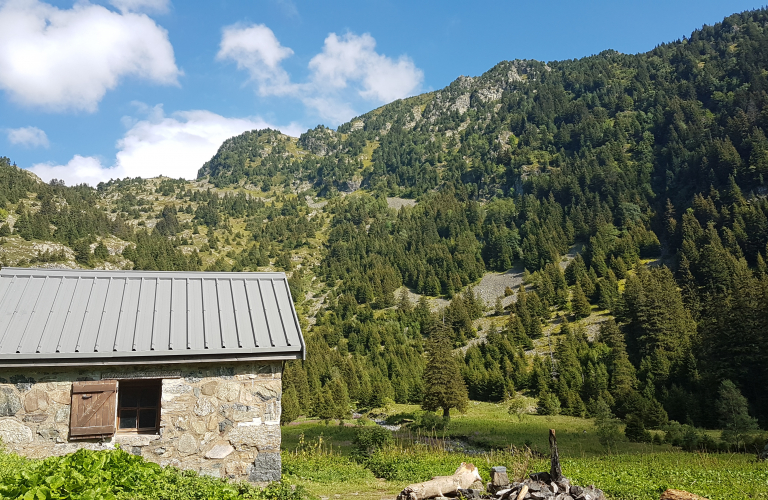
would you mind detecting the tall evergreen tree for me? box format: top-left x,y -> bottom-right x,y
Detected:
572,282 -> 591,319
422,322 -> 468,419
717,380 -> 759,448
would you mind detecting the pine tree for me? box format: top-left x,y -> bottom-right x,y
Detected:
74,239 -> 92,266
594,397 -> 623,449
624,413 -> 652,442
94,241 -> 109,260
572,282 -> 591,319
281,387 -> 300,425
717,380 -> 759,448
329,378 -> 351,421
535,388 -> 561,416
422,322 -> 468,420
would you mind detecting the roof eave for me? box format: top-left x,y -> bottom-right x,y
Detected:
0,351 -> 303,369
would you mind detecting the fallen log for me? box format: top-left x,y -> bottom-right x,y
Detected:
396,463 -> 482,500
660,489 -> 709,500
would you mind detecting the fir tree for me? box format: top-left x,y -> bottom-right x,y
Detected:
281,387 -> 300,425
93,241 -> 109,260
571,282 -> 591,319
717,380 -> 759,448
422,322 -> 468,420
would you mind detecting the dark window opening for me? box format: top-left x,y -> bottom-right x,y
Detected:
117,380 -> 161,433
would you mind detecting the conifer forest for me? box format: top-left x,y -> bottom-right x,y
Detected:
2,8 -> 768,448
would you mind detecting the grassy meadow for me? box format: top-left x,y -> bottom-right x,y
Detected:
281,403 -> 768,500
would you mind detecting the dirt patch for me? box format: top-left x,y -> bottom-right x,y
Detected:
459,317 -> 506,354
396,286 -> 449,312
473,266 -> 526,308
558,243 -> 584,270
305,196 -> 328,210
386,197 -> 417,210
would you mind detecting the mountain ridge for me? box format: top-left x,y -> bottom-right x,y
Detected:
1,8 -> 768,434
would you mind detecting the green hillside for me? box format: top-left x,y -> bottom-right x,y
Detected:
1,8 -> 767,446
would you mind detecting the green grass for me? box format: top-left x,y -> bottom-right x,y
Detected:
281,439 -> 768,500
381,402 -> 674,456
281,403 -> 768,500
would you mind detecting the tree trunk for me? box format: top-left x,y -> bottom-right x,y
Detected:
549,428 -> 563,482
397,463 -> 480,500
443,407 -> 450,420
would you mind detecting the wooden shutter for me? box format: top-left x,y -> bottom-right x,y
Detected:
69,380 -> 117,440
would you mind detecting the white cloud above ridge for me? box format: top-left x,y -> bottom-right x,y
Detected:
0,0 -> 181,112
217,23 -> 295,96
6,126 -> 49,148
29,106 -> 302,187
217,24 -> 424,123
309,32 -> 424,103
109,0 -> 171,14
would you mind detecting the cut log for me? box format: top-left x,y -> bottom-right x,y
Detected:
397,463 -> 482,500
660,489 -> 709,500
515,485 -> 528,500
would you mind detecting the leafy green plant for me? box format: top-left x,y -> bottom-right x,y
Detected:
353,426 -> 394,456
0,448 -> 307,500
410,411 -> 447,431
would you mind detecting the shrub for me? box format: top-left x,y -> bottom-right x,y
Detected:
363,448 -> 461,482
536,390 -> 561,416
385,412 -> 416,425
594,398 -> 623,449
0,447 -> 307,500
411,411 -> 447,431
353,426 -> 393,456
624,414 -> 652,443
663,421 -> 715,451
282,453 -> 373,484
507,396 -> 528,421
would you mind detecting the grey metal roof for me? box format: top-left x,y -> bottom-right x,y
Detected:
0,268 -> 304,367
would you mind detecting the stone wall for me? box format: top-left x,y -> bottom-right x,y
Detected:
0,361 -> 283,482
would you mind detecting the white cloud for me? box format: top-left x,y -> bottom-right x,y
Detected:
29,106 -> 302,186
309,33 -> 423,103
29,155 -> 108,186
109,0 -> 171,14
0,0 -> 181,112
270,0 -> 297,18
6,126 -> 49,148
217,23 -> 294,96
217,25 -> 423,123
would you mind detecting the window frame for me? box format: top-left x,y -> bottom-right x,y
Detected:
115,379 -> 162,435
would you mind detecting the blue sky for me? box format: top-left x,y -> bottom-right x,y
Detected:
0,0 -> 760,186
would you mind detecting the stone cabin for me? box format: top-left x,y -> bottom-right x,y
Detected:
0,267 -> 305,482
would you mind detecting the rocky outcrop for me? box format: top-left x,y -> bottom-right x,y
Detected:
298,125 -> 339,156
485,471 -> 605,500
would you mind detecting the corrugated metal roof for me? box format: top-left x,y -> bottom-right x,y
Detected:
0,268 -> 304,367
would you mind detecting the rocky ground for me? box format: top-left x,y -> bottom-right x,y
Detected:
465,467 -> 605,500
386,197 -> 418,210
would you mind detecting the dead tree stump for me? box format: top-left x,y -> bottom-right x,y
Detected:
549,428 -> 563,482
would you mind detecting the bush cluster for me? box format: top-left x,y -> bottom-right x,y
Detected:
0,447 -> 307,500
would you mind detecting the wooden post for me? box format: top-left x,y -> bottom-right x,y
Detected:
549,428 -> 562,482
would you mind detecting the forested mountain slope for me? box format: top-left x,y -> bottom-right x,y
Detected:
1,9 -> 767,439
